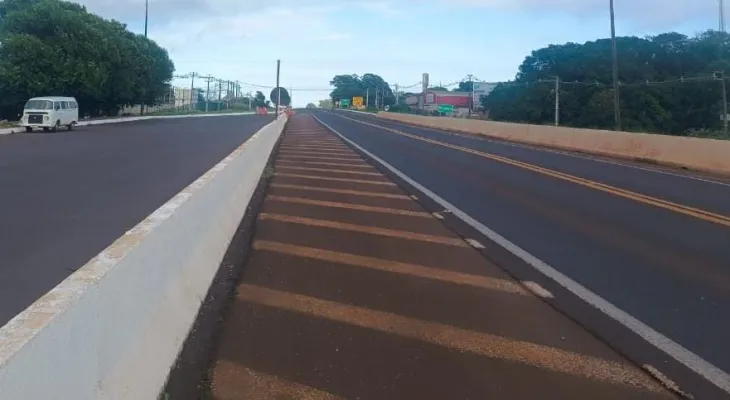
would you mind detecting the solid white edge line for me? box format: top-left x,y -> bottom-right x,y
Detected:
312,114 -> 730,395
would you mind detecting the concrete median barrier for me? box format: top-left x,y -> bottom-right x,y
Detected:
0,114 -> 287,399
378,112 -> 730,175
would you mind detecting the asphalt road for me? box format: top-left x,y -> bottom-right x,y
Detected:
313,110 -> 730,396
0,115 -> 273,325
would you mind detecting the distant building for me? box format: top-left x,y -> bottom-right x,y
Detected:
423,90 -> 470,109
404,90 -> 471,113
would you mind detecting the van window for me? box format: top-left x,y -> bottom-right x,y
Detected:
54,102 -> 61,110
70,102 -> 78,109
24,100 -> 53,110
61,102 -> 68,109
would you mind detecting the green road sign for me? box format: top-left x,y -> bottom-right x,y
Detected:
438,104 -> 454,113
340,99 -> 350,107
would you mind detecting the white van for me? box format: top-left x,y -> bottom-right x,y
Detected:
20,96 -> 79,132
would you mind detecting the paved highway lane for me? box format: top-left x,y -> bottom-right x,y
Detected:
343,111 -> 730,216
0,115 -> 273,325
313,110 -> 730,396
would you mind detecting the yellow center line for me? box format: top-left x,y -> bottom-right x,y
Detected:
253,240 -> 529,294
258,213 -> 468,247
337,114 -> 730,228
236,284 -> 666,392
266,195 -> 431,217
278,155 -> 365,162
279,149 -> 355,156
212,361 -> 343,399
269,183 -> 412,199
281,146 -> 345,150
274,172 -> 394,185
275,160 -> 374,169
275,166 -> 381,176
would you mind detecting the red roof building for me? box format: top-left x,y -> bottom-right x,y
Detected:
423,90 -> 471,107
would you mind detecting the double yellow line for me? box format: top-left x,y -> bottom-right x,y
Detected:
336,114 -> 730,229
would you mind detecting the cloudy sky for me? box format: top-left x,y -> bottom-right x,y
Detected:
75,0 -> 719,106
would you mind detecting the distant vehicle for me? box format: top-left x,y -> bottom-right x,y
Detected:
20,96 -> 79,132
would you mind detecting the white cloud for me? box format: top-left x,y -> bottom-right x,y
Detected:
68,0 -> 719,107
439,0 -> 716,28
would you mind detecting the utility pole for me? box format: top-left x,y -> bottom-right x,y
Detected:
140,0 -> 149,116
366,88 -> 370,108
144,0 -> 149,37
466,74 -> 474,116
717,71 -> 728,135
202,75 -> 213,112
395,84 -> 399,105
275,59 -> 281,118
189,72 -> 196,111
721,0 -> 727,32
217,79 -> 222,110
554,76 -> 560,126
610,0 -> 622,131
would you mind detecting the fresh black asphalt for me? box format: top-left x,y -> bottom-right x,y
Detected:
0,115 -> 273,325
314,110 -> 730,376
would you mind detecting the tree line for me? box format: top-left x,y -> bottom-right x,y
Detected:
482,30 -> 730,136
0,0 -> 174,120
329,74 -> 396,108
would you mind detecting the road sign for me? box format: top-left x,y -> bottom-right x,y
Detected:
352,96 -> 364,107
438,104 -> 454,113
270,87 -> 290,106
472,82 -> 497,107
384,105 -> 390,111
340,99 -> 351,107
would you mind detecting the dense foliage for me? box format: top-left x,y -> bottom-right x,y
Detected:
0,0 -> 174,119
252,91 -> 270,108
482,31 -> 730,135
329,73 -> 395,107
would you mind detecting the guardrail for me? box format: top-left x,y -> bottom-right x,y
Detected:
0,114 -> 288,399
377,112 -> 730,175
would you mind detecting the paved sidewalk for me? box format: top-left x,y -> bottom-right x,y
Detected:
206,114 -> 675,399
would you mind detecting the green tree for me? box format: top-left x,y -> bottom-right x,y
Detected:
481,30 -> 730,135
305,103 -> 316,108
330,73 -> 395,107
0,0 -> 174,119
428,86 -> 448,91
252,91 -> 267,108
453,81 -> 473,92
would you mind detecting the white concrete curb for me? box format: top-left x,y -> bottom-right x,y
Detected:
0,114 -> 288,399
0,111 -> 256,135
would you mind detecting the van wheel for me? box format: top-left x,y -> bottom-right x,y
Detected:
25,127 -> 32,133
67,122 -> 74,131
51,121 -> 60,132
42,127 -> 49,132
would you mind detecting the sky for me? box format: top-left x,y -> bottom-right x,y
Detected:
74,0 -> 721,107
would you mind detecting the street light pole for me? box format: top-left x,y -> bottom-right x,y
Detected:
139,0 -> 149,116
610,0 -> 622,131
144,0 -> 149,37
275,59 -> 281,118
